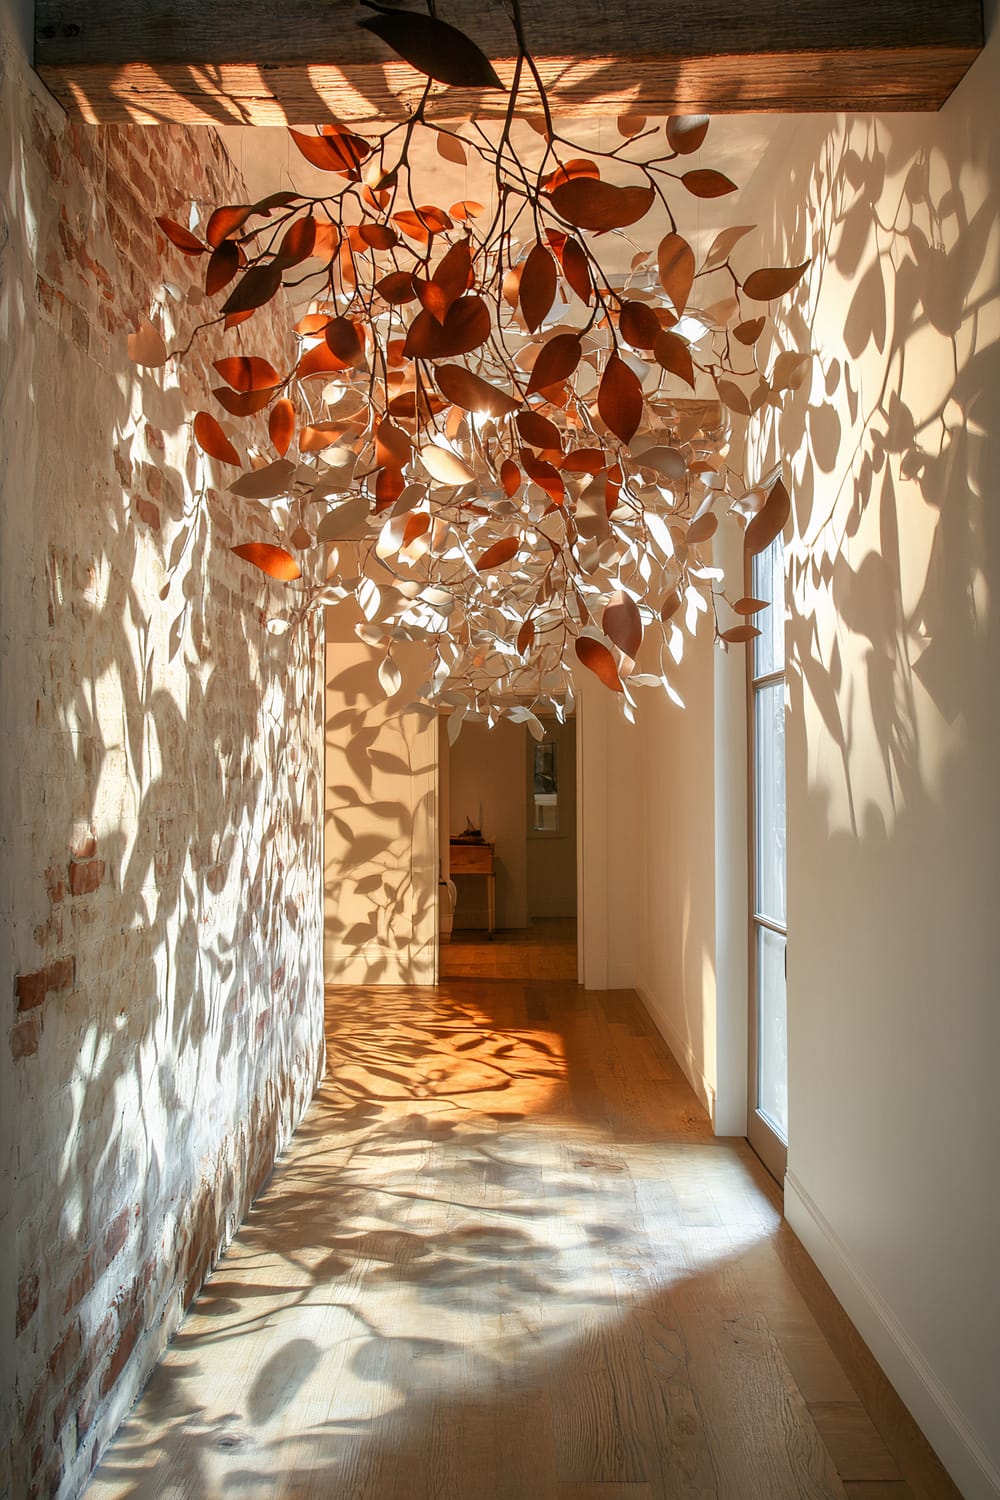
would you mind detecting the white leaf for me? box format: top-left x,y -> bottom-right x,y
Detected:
378,656 -> 403,698
317,495 -> 371,542
229,459 -> 297,500
420,443 -> 475,486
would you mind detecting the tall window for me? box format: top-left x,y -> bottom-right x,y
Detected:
531,741 -> 559,832
749,535 -> 787,1178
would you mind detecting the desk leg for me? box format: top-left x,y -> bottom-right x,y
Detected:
487,873 -> 495,940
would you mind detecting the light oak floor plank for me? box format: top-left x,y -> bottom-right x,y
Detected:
86,971 -> 961,1500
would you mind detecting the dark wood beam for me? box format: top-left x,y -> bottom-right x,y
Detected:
34,0 -> 984,125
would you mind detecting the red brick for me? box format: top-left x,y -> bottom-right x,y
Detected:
62,1251 -> 95,1316
103,1206 -> 131,1266
70,834 -> 97,861
68,860 -> 104,896
17,1272 -> 39,1335
15,970 -> 46,1011
99,1307 -> 143,1399
11,1016 -> 40,1060
48,1320 -> 82,1387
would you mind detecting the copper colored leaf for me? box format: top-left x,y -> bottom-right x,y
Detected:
575,637 -> 623,692
224,310 -> 255,331
562,447 -> 606,474
745,478 -> 790,555
403,295 -> 490,359
619,300 -> 661,350
542,158 -> 600,192
520,242 -> 557,333
686,512 -> 719,544
517,618 -> 535,655
358,8 -> 503,89
733,596 -> 769,616
681,169 -> 737,199
617,113 -> 647,137
276,216 -> 317,267
660,589 -> 681,622
127,316 -> 167,367
156,216 -> 206,255
375,467 -> 406,511
436,364 -> 519,418
603,591 -> 642,659
213,356 -> 281,392
734,317 -> 766,345
561,237 -> 592,305
358,222 -> 398,250
289,524 -> 312,550
205,240 -> 239,295
221,262 -> 282,316
213,385 -> 274,416
702,223 -> 756,272
206,205 -> 252,247
721,624 -> 762,644
666,115 -> 709,154
252,190 -> 300,216
288,127 -> 370,174
598,354 -> 643,444
476,536 -> 519,571
376,421 -> 412,468
296,344 -> 349,380
231,542 -> 301,581
432,237 -> 474,310
269,399 -> 295,457
521,450 -> 564,504
377,270 -> 418,304
550,179 -> 655,233
500,459 -> 522,496
526,332 -> 582,395
742,261 -> 811,301
325,316 -> 365,367
436,130 -> 468,165
450,199 -> 485,221
193,411 -> 240,466
653,329 -> 695,388
517,410 -> 562,451
657,232 -> 695,314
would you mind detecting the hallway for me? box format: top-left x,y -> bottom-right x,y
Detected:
86,982 -> 955,1500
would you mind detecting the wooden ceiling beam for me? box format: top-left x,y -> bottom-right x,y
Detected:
34,0 -> 984,125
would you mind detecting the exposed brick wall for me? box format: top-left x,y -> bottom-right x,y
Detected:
0,24 -> 325,1500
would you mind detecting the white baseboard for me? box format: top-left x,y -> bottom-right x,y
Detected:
784,1171 -> 1000,1500
634,984 -> 717,1125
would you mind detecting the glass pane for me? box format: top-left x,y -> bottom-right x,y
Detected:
754,683 -> 786,925
753,535 -> 784,677
533,743 -> 558,832
757,925 -> 788,1139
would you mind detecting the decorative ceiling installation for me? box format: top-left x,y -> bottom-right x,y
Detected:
129,0 -> 808,738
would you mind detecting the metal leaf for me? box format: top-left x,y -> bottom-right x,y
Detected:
743,262 -> 811,301
420,444 -> 475,486
269,399 -> 295,457
681,169 -> 738,199
358,8 -> 503,89
221,262 -> 282,316
653,330 -> 695,389
657,233 -> 695,314
476,537 -> 519,571
127,316 -> 167,367
702,223 -> 756,272
598,354 -> 643,444
666,115 -> 709,154
436,365 -> 519,417
603,591 -> 642,659
436,130 -> 468,165
231,542 -> 301,581
378,655 -> 404,697
156,216 -> 206,255
549,180 -> 655,233
213,356 -> 281,392
745,478 -> 791,555
229,459 -> 296,500
720,624 -> 762,643
527,333 -> 582,395
520,243 -> 557,333
193,411 -> 240,466
575,637 -> 623,692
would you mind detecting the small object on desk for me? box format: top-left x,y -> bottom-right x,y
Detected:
448,837 -> 496,937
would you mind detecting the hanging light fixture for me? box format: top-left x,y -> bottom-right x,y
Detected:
130,0 -> 808,738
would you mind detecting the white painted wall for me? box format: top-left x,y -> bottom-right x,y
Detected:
448,719 -> 528,929
527,718 -> 578,921
324,602 -> 437,984
739,18 -> 1000,1497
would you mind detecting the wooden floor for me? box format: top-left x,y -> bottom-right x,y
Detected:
87,981 -> 959,1500
440,919 -> 578,982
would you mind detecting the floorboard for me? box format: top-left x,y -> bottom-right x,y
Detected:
85,964 -> 960,1500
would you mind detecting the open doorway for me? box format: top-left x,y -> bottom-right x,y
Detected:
437,715 -> 578,981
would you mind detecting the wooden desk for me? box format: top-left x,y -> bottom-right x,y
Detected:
449,840 -> 496,938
